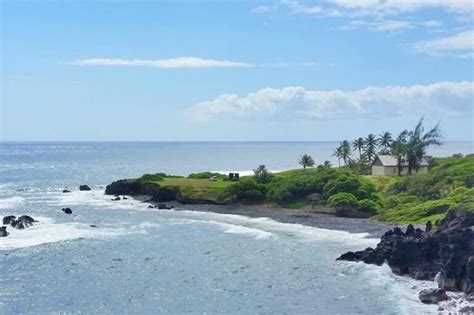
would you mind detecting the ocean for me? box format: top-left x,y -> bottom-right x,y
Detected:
1,141 -> 472,314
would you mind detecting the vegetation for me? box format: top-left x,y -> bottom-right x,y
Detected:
298,154 -> 315,169
334,117 -> 442,176
253,165 -> 272,184
373,154 -> 474,223
133,121 -> 470,224
187,172 -> 225,180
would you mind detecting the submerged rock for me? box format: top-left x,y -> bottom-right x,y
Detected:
337,209 -> 474,294
63,189 -> 71,193
0,226 -> 9,237
62,207 -> 73,214
79,185 -> 91,191
111,196 -> 121,201
419,288 -> 448,304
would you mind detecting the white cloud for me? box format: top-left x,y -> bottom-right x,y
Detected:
346,19 -> 412,31
68,57 -> 254,69
421,20 -> 442,28
269,0 -> 470,33
328,0 -> 473,17
252,5 -> 278,13
413,30 -> 474,57
189,81 -> 474,122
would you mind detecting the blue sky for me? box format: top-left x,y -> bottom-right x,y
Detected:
1,0 -> 473,141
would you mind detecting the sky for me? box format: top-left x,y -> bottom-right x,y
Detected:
1,0 -> 473,141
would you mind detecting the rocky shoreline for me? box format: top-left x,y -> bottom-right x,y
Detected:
337,209 -> 474,310
105,178 -> 474,311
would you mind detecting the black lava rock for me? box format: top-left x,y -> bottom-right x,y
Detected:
62,207 -> 73,214
337,209 -> 474,294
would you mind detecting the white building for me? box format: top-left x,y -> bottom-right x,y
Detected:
371,155 -> 429,176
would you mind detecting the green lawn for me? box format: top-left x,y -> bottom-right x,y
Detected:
143,177 -> 234,202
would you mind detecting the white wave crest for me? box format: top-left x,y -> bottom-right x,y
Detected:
0,216 -> 125,250
0,196 -> 25,210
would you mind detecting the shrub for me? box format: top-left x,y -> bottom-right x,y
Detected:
253,165 -> 272,184
327,193 -> 359,208
224,178 -> 267,203
358,199 -> 381,214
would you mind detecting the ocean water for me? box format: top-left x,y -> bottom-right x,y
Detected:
0,142 -> 472,314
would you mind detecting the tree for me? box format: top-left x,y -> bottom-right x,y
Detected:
332,147 -> 343,167
298,154 -> 315,169
253,164 -> 271,184
364,134 -> 378,163
323,160 -> 332,168
406,118 -> 442,174
352,137 -> 365,160
391,130 -> 408,176
378,131 -> 393,152
339,140 -> 352,165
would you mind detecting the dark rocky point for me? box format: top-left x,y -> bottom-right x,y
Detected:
0,226 -> 9,237
79,185 -> 91,191
337,209 -> 474,297
62,189 -> 71,193
62,207 -> 73,214
418,288 -> 448,304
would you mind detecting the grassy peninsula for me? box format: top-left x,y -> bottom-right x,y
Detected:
123,154 -> 473,224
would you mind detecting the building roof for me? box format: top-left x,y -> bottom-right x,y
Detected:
373,155 -> 429,167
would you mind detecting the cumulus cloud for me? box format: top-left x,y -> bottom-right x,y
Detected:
413,30 -> 474,58
68,57 -> 254,69
189,81 -> 474,122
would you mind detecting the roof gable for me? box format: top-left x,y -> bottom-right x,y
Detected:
372,155 -> 429,167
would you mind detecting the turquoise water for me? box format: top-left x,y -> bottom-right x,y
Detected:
1,142 -> 471,314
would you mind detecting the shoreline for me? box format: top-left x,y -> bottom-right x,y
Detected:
140,197 -> 403,238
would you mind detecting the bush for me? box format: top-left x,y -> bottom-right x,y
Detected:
224,178 -> 267,203
327,193 -> 359,208
358,199 -> 381,214
323,172 -> 376,200
253,165 -> 272,184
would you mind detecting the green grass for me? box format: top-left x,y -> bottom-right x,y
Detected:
281,200 -> 308,209
142,176 -> 234,202
134,155 -> 473,223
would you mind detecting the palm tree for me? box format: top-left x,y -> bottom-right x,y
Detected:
378,131 -> 393,152
332,147 -> 343,167
364,134 -> 378,163
391,130 -> 408,176
340,140 -> 352,165
323,160 -> 332,168
406,118 -> 442,174
298,154 -> 315,169
352,137 -> 365,160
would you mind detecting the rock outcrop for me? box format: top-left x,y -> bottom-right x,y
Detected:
337,209 -> 474,295
3,215 -> 16,225
105,179 -> 179,202
3,215 -> 37,229
62,207 -> 73,214
79,185 -> 91,191
418,288 -> 448,304
0,226 -> 8,237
